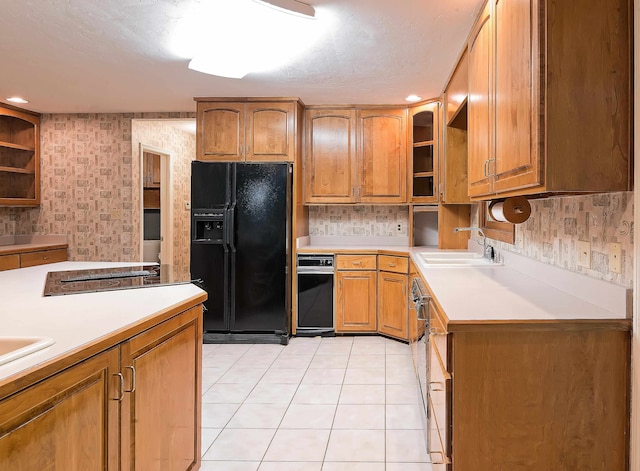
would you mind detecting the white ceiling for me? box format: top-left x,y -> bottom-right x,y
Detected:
0,0 -> 483,114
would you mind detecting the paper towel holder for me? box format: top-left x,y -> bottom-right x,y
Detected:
488,196 -> 532,224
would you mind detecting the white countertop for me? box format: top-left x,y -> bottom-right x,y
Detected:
297,241 -> 627,323
0,261 -> 206,384
410,248 -> 629,325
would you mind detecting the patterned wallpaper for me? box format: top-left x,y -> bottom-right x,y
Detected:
472,192 -> 634,288
309,206 -> 409,237
0,112 -> 195,274
132,120 -> 195,277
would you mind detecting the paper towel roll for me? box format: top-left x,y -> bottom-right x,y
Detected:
489,197 -> 531,224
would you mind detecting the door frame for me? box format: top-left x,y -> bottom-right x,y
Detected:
631,0 -> 638,466
139,144 -> 173,266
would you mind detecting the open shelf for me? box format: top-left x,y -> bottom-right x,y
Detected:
0,166 -> 35,175
0,140 -> 35,152
411,103 -> 439,203
0,105 -> 40,206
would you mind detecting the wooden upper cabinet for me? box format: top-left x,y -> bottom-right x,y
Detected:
304,108 -> 357,203
246,102 -> 295,162
467,1 -> 493,198
467,0 -> 631,199
197,102 -> 245,161
357,108 -> 408,203
492,0 -> 540,194
196,99 -> 300,162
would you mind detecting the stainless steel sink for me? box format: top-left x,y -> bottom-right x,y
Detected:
0,336 -> 55,366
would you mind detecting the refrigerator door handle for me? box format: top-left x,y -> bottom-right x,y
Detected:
226,206 -> 236,251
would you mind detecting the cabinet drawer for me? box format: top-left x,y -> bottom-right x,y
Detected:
428,333 -> 451,465
336,254 -> 377,270
0,254 -> 20,272
20,248 -> 68,268
378,255 -> 408,274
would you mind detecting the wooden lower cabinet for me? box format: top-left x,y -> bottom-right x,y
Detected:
0,348 -> 120,470
377,271 -> 408,339
426,304 -> 630,470
121,306 -> 202,471
0,246 -> 68,272
0,304 -> 203,471
335,270 -> 377,332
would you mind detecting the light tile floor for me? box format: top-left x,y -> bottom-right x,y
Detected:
200,335 -> 432,471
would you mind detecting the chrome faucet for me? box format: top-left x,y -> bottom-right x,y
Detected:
454,227 -> 495,261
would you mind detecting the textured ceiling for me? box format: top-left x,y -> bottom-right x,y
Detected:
0,0 -> 483,113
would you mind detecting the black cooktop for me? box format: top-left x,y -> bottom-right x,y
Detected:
43,265 -> 194,296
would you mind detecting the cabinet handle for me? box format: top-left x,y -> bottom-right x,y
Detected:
429,381 -> 445,392
489,158 -> 496,176
124,365 -> 136,393
388,263 -> 396,267
429,326 -> 442,335
352,261 -> 362,266
430,451 -> 446,464
112,373 -> 125,401
43,256 -> 49,260
483,159 -> 489,177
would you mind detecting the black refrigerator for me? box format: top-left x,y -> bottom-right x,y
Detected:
190,161 -> 292,344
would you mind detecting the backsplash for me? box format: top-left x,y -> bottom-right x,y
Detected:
309,206 -> 409,237
472,192 -> 634,288
0,112 -> 195,275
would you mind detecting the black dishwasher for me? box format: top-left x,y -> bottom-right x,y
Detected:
296,254 -> 334,336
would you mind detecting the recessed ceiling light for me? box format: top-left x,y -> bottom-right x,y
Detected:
6,97 -> 29,104
405,95 -> 422,103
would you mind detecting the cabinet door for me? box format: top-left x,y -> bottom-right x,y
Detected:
493,0 -> 541,194
121,306 -> 202,471
197,102 -> 245,161
0,348 -> 120,470
304,108 -> 357,203
336,270 -> 377,332
358,108 -> 408,203
467,1 -> 493,197
377,271 -> 408,339
246,102 -> 295,162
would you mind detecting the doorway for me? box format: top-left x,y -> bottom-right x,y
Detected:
140,144 -> 173,266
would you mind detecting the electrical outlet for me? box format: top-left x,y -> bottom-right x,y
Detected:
610,243 -> 622,274
576,240 -> 591,268
397,223 -> 403,233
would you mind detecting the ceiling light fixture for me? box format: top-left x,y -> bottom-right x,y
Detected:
180,0 -> 325,79
253,0 -> 315,18
405,95 -> 422,103
6,97 -> 29,104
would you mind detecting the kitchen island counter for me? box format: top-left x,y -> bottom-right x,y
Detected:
0,261 -> 206,397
